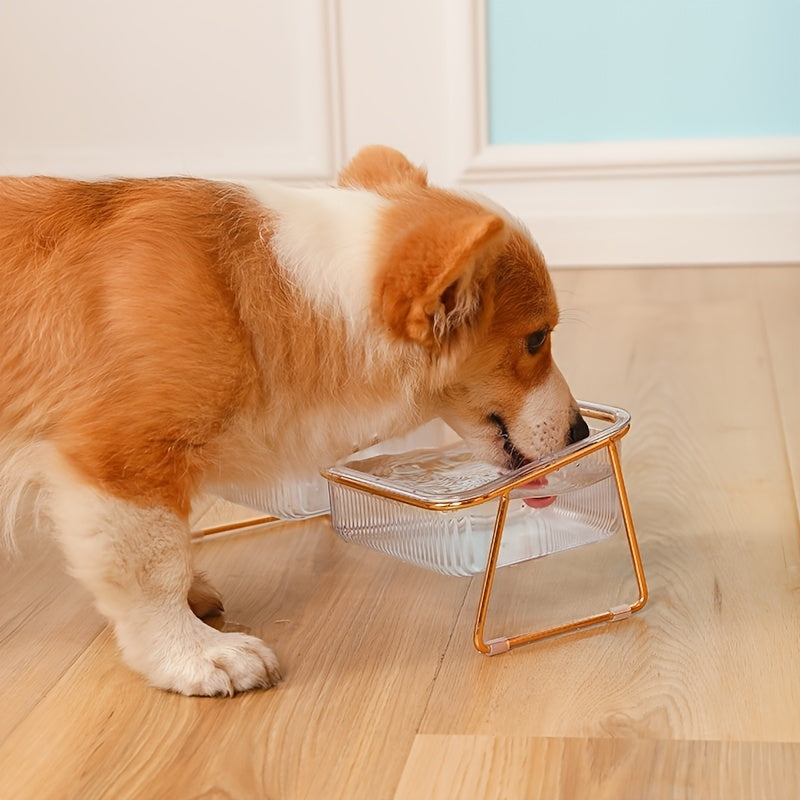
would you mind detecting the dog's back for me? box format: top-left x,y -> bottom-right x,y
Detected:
0,178 -> 262,521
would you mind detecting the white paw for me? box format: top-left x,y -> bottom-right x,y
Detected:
168,630 -> 282,697
119,617 -> 282,696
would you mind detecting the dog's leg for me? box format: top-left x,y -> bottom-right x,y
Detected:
48,469 -> 281,696
188,572 -> 225,621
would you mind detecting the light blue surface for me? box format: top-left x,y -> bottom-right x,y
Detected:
487,0 -> 800,144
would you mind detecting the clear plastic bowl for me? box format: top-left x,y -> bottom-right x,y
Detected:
208,419 -> 456,521
211,478 -> 330,520
324,404 -> 628,577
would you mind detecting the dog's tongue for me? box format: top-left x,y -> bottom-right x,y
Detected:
520,476 -> 556,509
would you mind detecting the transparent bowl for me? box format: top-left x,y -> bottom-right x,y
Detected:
324,402 -> 629,577
211,478 -> 330,520
208,419 -> 456,521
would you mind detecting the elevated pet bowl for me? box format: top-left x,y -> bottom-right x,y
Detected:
323,401 -> 648,654
196,402 -> 648,655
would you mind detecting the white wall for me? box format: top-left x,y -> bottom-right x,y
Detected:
0,0 -> 342,180
1,0 -> 798,267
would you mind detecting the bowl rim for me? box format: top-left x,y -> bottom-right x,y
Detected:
322,400 -> 630,511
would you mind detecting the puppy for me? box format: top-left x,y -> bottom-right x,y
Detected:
0,146 -> 588,695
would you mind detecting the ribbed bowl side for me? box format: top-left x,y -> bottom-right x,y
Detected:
215,478 -> 330,520
328,484 -> 496,576
329,475 -> 623,576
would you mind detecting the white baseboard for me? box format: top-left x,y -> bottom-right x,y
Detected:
522,211 -> 800,269
455,140 -> 800,267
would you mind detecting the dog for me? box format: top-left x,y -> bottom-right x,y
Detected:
0,145 -> 588,695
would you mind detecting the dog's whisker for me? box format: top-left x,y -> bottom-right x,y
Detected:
557,308 -> 590,327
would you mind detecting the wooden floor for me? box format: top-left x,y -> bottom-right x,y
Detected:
1,265 -> 799,799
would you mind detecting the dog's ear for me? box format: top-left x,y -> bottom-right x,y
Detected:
338,145 -> 428,193
378,201 -> 508,347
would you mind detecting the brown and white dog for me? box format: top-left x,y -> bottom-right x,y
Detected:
0,146 -> 588,695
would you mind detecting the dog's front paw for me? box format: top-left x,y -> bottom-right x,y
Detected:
174,630 -> 282,697
119,618 -> 282,696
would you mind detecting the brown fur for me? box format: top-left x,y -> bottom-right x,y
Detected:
338,144 -> 429,192
436,228 -> 562,441
0,147 -> 581,694
0,178 -> 262,514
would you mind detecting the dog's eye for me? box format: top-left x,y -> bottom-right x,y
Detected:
526,328 -> 549,354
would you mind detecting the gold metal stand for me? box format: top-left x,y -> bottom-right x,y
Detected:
473,420 -> 648,655
324,402 -> 648,656
191,514 -> 278,540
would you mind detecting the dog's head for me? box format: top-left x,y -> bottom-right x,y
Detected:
339,145 -> 588,469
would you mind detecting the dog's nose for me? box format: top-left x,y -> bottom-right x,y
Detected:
567,413 -> 590,445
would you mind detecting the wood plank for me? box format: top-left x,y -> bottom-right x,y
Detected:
0,536 -> 105,741
0,518 -> 470,800
758,265 -> 800,520
420,267 -> 800,741
394,735 -> 800,800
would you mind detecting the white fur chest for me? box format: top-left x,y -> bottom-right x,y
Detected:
244,181 -> 388,327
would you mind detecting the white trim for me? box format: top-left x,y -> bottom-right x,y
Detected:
456,1 -> 800,181
462,138 -> 800,181
228,0 -> 346,183
431,0 -> 800,266
323,0 -> 347,179
521,213 -> 800,269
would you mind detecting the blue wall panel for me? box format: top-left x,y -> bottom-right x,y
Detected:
487,0 -> 800,144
